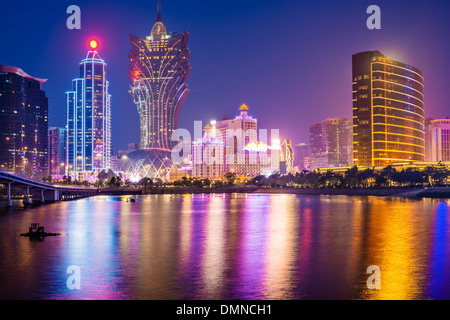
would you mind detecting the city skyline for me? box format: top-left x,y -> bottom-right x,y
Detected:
3,1 -> 450,303
2,0 -> 450,152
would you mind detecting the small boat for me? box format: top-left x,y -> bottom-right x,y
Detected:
130,198 -> 136,202
20,223 -> 61,237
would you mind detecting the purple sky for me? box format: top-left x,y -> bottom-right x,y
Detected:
1,0 -> 449,151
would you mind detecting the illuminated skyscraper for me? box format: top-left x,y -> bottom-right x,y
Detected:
128,0 -> 191,150
294,143 -> 310,171
352,51 -> 425,166
309,123 -> 327,170
322,118 -> 352,167
0,65 -> 48,177
66,40 -> 111,176
48,127 -> 66,175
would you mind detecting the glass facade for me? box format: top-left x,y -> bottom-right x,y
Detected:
352,51 -> 425,167
48,127 -> 66,175
309,123 -> 327,170
66,51 -> 111,174
0,65 -> 48,177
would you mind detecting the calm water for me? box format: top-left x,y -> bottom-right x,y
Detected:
0,193 -> 449,300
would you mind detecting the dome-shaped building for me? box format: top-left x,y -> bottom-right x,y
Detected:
119,148 -> 174,181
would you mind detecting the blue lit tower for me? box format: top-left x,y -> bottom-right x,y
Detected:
66,40 -> 111,176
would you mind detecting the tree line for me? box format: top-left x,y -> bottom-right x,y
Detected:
37,164 -> 450,190
250,164 -> 449,189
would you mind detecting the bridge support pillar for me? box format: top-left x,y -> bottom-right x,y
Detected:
6,182 -> 12,207
43,189 -> 58,203
40,189 -> 45,203
23,186 -> 31,205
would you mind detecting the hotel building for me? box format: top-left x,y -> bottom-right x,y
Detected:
430,118 -> 450,162
352,51 -> 425,167
215,104 -> 258,174
0,65 -> 48,177
66,42 -> 111,178
128,1 -> 191,151
120,1 -> 191,181
192,125 -> 225,178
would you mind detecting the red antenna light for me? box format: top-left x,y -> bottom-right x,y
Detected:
89,39 -> 98,50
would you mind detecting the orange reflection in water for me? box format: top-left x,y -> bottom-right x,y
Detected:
361,197 -> 433,300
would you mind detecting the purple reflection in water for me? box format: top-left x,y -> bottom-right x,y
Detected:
0,194 -> 449,299
425,201 -> 450,299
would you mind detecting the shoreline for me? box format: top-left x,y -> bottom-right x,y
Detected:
140,186 -> 450,198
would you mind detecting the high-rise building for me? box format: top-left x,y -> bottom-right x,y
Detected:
309,123 -> 327,170
280,139 -> 294,174
294,143 -> 310,171
322,118 -> 353,167
0,65 -> 48,177
192,125 -> 225,178
128,0 -> 191,150
66,41 -> 111,178
430,118 -> 450,162
121,1 -> 191,181
352,51 -> 425,167
48,127 -> 66,176
425,117 -> 433,162
215,104 -> 258,173
309,118 -> 352,170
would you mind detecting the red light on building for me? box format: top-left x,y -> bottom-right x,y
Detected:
89,40 -> 98,50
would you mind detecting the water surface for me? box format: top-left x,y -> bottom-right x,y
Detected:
0,194 -> 449,299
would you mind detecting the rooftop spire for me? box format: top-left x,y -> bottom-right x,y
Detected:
157,0 -> 161,22
149,0 -> 167,40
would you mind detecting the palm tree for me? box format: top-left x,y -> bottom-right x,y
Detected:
380,165 -> 396,187
224,172 -> 237,186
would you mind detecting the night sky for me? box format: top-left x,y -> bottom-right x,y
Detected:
1,0 -> 449,152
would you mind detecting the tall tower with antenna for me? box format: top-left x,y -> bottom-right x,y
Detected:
128,0 -> 191,150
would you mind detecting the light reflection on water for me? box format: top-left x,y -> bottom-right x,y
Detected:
0,194 -> 449,300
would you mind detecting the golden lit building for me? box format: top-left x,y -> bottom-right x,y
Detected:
352,51 -> 425,167
214,104 -> 257,173
128,1 -> 191,150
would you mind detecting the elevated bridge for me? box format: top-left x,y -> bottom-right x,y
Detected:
0,171 -> 99,207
